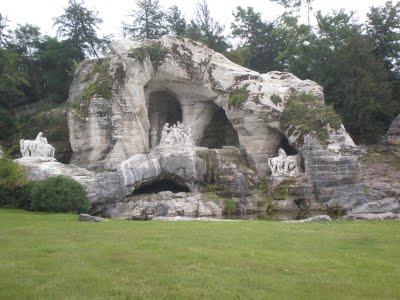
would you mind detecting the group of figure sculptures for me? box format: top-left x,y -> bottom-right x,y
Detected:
20,132 -> 55,158
268,148 -> 300,177
157,122 -> 195,148
19,131 -> 299,178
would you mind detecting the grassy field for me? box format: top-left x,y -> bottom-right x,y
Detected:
0,210 -> 399,299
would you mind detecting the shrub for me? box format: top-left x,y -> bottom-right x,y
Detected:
229,86 -> 249,108
282,93 -> 342,143
270,94 -> 283,105
146,43 -> 169,69
0,158 -> 28,207
0,107 -> 16,141
224,198 -> 237,216
31,176 -> 90,213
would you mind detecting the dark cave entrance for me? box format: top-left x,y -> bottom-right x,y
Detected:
200,105 -> 240,149
280,135 -> 298,156
132,179 -> 190,195
148,91 -> 182,148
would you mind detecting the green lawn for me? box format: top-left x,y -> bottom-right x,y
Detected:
0,210 -> 399,299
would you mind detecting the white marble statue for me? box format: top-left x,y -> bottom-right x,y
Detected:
20,132 -> 55,158
268,148 -> 300,177
158,122 -> 195,148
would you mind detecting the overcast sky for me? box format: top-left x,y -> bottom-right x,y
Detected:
1,0 -> 390,39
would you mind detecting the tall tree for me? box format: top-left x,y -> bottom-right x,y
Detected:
271,0 -> 314,25
124,0 -> 167,39
231,6 -> 284,72
187,0 -> 229,52
11,24 -> 43,102
166,5 -> 187,37
0,13 -> 10,48
54,0 -> 108,60
367,1 -> 400,74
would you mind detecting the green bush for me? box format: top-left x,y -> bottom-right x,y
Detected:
282,93 -> 342,143
31,176 -> 90,213
14,182 -> 35,210
229,86 -> 249,108
0,158 -> 28,207
224,198 -> 237,216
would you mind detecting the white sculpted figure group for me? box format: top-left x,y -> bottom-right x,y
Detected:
158,122 -> 195,148
20,132 -> 55,158
268,148 -> 300,177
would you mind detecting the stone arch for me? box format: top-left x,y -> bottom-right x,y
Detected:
200,102 -> 240,149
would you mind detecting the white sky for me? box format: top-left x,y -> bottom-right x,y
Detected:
0,0 -> 390,39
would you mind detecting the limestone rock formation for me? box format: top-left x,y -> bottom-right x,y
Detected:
17,35 -> 376,220
387,114 -> 400,145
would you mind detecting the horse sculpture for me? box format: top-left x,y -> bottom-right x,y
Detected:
20,132 -> 55,158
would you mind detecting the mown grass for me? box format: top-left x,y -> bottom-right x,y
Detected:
0,209 -> 399,299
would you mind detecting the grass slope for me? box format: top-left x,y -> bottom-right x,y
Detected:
0,209 -> 399,299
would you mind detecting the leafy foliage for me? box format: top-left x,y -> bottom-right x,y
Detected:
229,86 -> 249,108
166,6 -> 187,37
54,0 -> 109,59
186,0 -> 230,52
282,93 -> 342,143
124,0 -> 167,39
31,175 -> 90,213
146,43 -> 169,69
0,158 -> 28,207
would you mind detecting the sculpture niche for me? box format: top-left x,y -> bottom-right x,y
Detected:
20,132 -> 55,159
268,148 -> 300,177
158,122 -> 195,148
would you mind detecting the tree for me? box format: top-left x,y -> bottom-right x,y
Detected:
0,13 -> 10,48
166,5 -> 187,37
124,0 -> 167,39
367,1 -> 400,74
54,0 -> 108,60
231,6 -> 283,72
187,0 -> 230,52
37,37 -> 77,102
271,0 -> 314,25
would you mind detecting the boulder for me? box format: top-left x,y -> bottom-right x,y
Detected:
348,198 -> 400,215
79,214 -> 108,222
342,213 -> 400,221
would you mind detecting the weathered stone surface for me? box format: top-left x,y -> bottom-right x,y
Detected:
68,35 -> 354,179
348,198 -> 400,215
387,114 -> 400,145
325,184 -> 387,211
79,214 -> 108,222
342,213 -> 400,221
271,199 -> 300,211
97,192 -> 223,220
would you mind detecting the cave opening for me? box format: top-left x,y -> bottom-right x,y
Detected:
200,105 -> 240,149
280,135 -> 298,156
148,91 -> 182,148
132,179 -> 190,195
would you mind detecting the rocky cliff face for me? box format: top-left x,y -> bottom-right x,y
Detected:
17,35 -> 367,219
387,114 -> 400,145
67,36 -> 338,175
